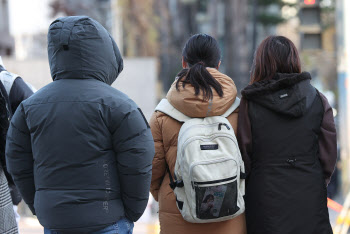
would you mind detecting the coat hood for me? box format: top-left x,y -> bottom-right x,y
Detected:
167,68 -> 237,118
241,72 -> 316,117
47,16 -> 123,85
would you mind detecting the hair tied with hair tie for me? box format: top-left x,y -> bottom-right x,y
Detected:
196,61 -> 205,66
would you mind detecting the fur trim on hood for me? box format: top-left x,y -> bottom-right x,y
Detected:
241,72 -> 316,117
242,72 -> 311,99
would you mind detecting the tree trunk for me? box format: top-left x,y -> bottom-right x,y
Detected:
223,0 -> 250,93
157,0 -> 200,92
155,0 -> 174,92
208,0 -> 219,38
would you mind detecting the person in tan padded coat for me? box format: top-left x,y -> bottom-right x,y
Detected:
150,34 -> 246,234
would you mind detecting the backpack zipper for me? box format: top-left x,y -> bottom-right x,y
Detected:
193,176 -> 237,186
178,122 -> 231,143
189,157 -> 238,188
176,133 -> 240,182
181,133 -> 238,159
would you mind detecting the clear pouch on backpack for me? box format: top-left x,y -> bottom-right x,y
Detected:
194,178 -> 240,219
190,157 -> 240,220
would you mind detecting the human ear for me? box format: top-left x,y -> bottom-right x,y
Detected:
216,61 -> 221,69
182,57 -> 188,69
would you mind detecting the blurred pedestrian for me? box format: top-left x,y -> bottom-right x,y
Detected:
0,57 -> 18,233
150,34 -> 246,234
0,56 -> 35,224
5,16 -> 155,234
237,36 -> 336,234
0,166 -> 18,233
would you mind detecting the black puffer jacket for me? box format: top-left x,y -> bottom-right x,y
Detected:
5,16 -> 155,233
237,72 -> 336,234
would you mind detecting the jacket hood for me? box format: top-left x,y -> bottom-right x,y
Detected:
47,16 -> 123,85
167,68 -> 237,118
241,72 -> 316,117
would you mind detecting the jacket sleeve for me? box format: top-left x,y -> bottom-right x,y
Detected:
149,112 -> 166,201
111,100 -> 155,222
237,97 -> 253,175
5,104 -> 35,214
227,108 -> 239,135
318,92 -> 337,185
9,77 -> 34,114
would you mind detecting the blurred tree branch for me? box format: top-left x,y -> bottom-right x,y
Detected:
49,0 -> 253,93
49,0 -> 112,31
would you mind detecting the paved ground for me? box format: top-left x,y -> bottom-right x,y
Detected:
329,193 -> 344,230
19,218 -> 160,234
18,195 -> 342,234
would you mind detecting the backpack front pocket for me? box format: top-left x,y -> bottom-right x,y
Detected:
193,178 -> 239,219
189,158 -> 240,220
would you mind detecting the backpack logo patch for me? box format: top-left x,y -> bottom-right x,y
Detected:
200,144 -> 219,150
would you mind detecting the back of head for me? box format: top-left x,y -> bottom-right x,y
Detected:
176,34 -> 223,100
250,36 -> 301,84
47,16 -> 123,85
245,36 -> 315,117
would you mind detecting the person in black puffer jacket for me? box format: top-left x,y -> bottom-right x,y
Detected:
5,16 -> 155,233
237,36 -> 336,234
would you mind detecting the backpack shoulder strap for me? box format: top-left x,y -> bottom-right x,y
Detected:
221,97 -> 240,118
0,70 -> 19,96
155,99 -> 191,122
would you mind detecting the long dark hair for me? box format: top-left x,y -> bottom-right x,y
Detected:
250,36 -> 301,84
176,34 -> 223,100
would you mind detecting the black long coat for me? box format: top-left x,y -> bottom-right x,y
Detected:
5,16 -> 155,233
237,72 -> 336,234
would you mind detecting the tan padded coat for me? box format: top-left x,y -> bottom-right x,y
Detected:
150,68 -> 246,234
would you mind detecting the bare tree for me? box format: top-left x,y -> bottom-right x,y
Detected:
223,0 -> 250,92
119,0 -> 158,57
154,0 -> 200,92
50,0 -> 250,93
208,0 -> 219,38
50,0 -> 112,32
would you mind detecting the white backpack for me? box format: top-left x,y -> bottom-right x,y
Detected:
155,98 -> 245,223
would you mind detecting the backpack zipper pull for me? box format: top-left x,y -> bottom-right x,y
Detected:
218,123 -> 230,131
218,123 -> 231,131
223,123 -> 230,130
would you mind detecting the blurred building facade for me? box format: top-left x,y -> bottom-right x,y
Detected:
0,0 -> 14,56
337,0 -> 350,190
14,33 -> 47,60
12,0 -> 113,60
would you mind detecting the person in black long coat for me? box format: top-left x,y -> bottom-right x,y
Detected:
237,36 -> 336,234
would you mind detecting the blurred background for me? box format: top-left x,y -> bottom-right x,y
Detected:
0,0 -> 348,233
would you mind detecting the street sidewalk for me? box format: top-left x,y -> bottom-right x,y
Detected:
19,218 -> 160,234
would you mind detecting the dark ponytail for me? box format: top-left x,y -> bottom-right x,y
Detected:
176,34 -> 223,101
